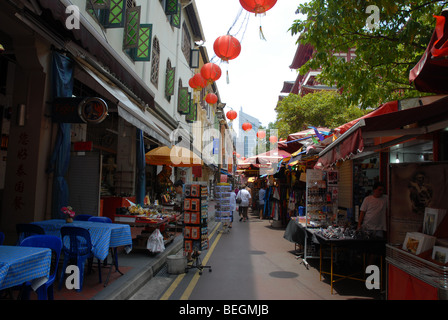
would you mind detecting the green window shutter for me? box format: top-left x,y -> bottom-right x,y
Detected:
123,6 -> 141,50
186,100 -> 197,123
165,67 -> 176,97
133,24 -> 152,61
103,0 -> 125,28
178,87 -> 190,114
165,0 -> 178,15
170,3 -> 181,29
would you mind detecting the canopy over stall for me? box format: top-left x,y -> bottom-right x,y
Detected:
316,96 -> 448,169
145,146 -> 203,167
409,9 -> 448,94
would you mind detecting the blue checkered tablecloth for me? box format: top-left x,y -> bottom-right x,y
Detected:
0,246 -> 51,290
33,220 -> 133,261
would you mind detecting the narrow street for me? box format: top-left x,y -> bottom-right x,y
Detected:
129,209 -> 381,301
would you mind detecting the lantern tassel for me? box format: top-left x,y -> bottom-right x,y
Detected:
226,70 -> 230,84
259,26 -> 266,41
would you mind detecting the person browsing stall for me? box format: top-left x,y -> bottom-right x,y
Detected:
357,182 -> 387,239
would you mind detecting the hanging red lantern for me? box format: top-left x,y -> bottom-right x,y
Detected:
239,0 -> 277,14
205,93 -> 218,105
269,135 -> 278,143
201,63 -> 222,84
256,131 -> 266,139
189,73 -> 207,91
226,110 -> 237,121
242,122 -> 252,132
213,35 -> 241,62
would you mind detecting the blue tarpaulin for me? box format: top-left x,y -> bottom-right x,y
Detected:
136,128 -> 146,206
47,52 -> 73,219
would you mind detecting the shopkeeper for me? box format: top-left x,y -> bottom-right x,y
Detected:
357,182 -> 387,239
156,165 -> 174,202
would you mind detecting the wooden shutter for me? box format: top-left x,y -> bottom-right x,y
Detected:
186,100 -> 197,123
133,24 -> 152,61
178,87 -> 190,114
170,3 -> 181,29
103,0 -> 125,28
165,66 -> 176,97
165,0 -> 178,15
123,6 -> 141,49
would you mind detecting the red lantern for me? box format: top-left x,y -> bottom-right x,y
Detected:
226,110 -> 237,121
236,153 -> 241,158
242,122 -> 252,132
213,35 -> 241,62
201,63 -> 222,84
205,93 -> 218,105
239,0 -> 277,14
189,73 -> 207,91
269,135 -> 278,143
256,131 -> 266,139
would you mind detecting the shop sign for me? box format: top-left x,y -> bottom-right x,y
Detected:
53,97 -> 108,124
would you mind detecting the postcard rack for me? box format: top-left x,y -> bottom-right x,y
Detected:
215,184 -> 232,233
386,244 -> 448,293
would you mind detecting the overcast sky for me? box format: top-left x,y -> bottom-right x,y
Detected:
195,0 -> 304,131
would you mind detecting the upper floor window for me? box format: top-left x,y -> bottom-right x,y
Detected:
150,37 -> 160,88
182,22 -> 191,64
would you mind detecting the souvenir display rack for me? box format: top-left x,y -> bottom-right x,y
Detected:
215,183 -> 232,233
183,182 -> 211,274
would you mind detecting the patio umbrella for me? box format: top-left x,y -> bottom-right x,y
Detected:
145,146 -> 203,167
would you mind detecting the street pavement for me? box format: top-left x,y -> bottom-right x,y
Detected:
129,209 -> 382,301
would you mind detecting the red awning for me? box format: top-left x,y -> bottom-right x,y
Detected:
409,10 -> 448,94
335,100 -> 399,135
316,96 -> 448,168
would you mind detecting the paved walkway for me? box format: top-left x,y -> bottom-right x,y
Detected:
130,209 -> 382,301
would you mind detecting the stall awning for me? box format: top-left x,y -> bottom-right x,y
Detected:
409,9 -> 448,94
75,62 -> 170,146
317,96 -> 448,168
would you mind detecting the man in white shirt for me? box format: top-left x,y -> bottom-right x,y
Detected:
357,182 -> 387,239
237,185 -> 251,222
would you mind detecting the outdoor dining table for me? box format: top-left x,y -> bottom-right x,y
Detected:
33,219 -> 133,262
0,245 -> 51,291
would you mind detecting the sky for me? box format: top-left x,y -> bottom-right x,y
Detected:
195,0 -> 304,131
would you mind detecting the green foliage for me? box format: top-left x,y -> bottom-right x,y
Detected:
275,91 -> 367,139
289,0 -> 446,108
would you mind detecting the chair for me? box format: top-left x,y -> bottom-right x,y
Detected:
58,226 -> 102,292
19,235 -> 62,300
88,216 -> 112,223
88,216 -> 121,285
16,224 -> 45,245
73,214 -> 93,221
0,232 -> 4,245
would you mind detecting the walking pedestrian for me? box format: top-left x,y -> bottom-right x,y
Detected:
237,185 -> 251,222
258,185 -> 266,219
229,188 -> 237,228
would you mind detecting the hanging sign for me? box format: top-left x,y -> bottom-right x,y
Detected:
52,97 -> 108,124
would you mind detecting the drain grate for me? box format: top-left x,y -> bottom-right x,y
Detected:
154,263 -> 169,277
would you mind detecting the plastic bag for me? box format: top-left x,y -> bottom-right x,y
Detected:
147,229 -> 165,253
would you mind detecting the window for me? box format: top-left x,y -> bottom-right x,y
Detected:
150,37 -> 160,87
133,24 -> 153,61
123,6 -> 141,49
181,22 -> 191,64
165,60 -> 176,100
177,79 -> 190,114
